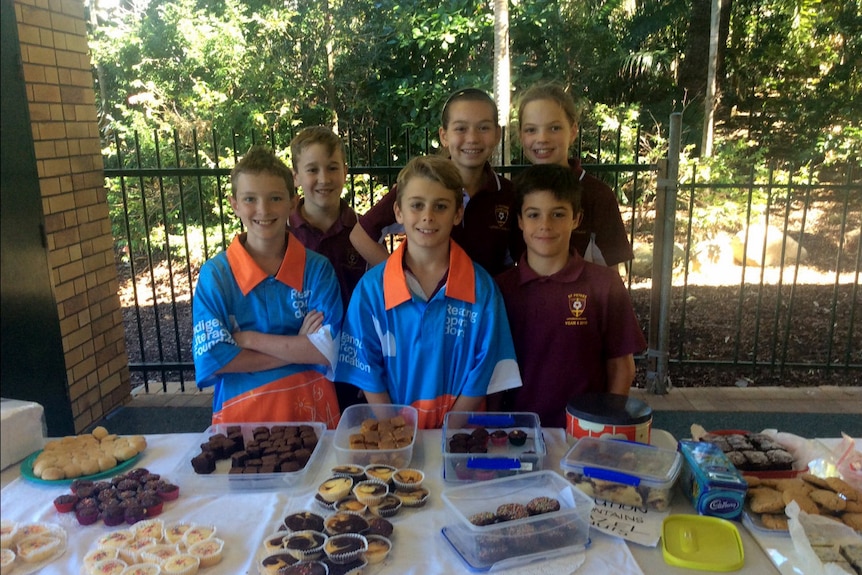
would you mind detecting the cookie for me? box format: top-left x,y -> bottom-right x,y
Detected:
749,487 -> 785,514
810,489 -> 847,513
841,512 -> 862,531
801,473 -> 831,490
782,488 -> 820,515
824,477 -> 860,501
760,513 -> 789,531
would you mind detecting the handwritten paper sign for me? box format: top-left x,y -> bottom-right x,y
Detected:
589,497 -> 669,547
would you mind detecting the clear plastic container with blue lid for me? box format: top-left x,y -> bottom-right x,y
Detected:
560,436 -> 682,511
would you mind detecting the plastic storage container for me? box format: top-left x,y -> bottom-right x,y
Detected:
441,412 -> 545,483
441,470 -> 593,572
173,421 -> 327,491
560,436 -> 682,511
332,404 -> 418,468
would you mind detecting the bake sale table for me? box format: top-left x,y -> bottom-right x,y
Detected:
0,429 -> 849,574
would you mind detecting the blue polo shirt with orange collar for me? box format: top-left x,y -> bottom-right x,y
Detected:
192,232 -> 342,427
335,239 -> 522,429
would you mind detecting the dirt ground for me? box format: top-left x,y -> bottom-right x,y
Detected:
118,262 -> 860,390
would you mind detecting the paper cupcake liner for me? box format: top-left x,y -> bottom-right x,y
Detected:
392,468 -> 424,490
352,480 -> 389,507
283,529 -> 327,561
324,533 -> 368,565
363,534 -> 391,565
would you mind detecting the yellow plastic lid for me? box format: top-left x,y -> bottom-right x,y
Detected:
662,515 -> 744,572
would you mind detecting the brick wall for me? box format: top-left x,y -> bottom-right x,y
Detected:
13,0 -> 130,432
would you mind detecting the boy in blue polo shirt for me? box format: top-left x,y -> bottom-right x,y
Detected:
335,156 -> 522,429
495,164 -> 646,427
192,145 -> 342,426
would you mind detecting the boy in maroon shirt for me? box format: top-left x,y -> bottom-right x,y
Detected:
289,126 -> 368,409
494,164 -> 646,427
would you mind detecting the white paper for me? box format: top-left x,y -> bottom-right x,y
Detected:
588,497 -> 668,547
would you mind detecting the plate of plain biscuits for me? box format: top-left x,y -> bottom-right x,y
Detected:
19,426 -> 146,485
743,473 -> 862,534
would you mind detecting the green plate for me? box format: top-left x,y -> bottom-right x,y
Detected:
20,449 -> 143,485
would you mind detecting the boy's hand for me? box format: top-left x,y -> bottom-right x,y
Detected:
299,310 -> 324,335
231,329 -> 257,349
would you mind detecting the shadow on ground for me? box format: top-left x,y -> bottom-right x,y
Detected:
94,406 -> 212,435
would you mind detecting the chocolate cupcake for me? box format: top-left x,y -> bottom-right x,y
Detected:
124,503 -> 147,525
284,529 -> 326,561
324,533 -> 368,564
76,505 -> 100,526
324,512 -> 369,536
508,429 -> 527,446
526,496 -> 561,516
101,502 -> 126,526
53,494 -> 78,513
489,429 -> 509,447
365,517 -> 393,538
496,502 -> 529,521
469,511 -> 498,526
283,511 -> 325,534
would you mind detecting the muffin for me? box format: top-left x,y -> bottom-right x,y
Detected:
84,547 -> 120,572
469,511 -> 498,526
352,480 -> 388,507
120,564 -> 162,575
0,521 -> 17,549
15,533 -> 63,563
324,512 -> 369,536
258,550 -> 298,574
364,465 -> 396,484
119,537 -> 157,564
394,486 -> 429,508
140,543 -> 180,564
365,517 -> 393,538
370,494 -> 402,518
283,511 -> 325,534
334,497 -> 367,515
489,430 -> 509,447
392,469 -> 424,490
181,525 -> 216,548
318,477 -> 353,503
284,530 -> 326,561
331,465 -> 365,482
164,523 -> 192,545
324,533 -> 368,564
53,494 -> 78,513
496,503 -> 529,521
90,558 -> 128,575
97,529 -> 135,549
0,548 -> 13,574
279,561 -> 328,575
134,519 -> 165,542
188,537 -> 224,567
161,553 -> 200,575
508,429 -> 527,446
263,531 -> 288,554
324,557 -> 368,575
364,534 -> 391,564
526,496 -> 561,516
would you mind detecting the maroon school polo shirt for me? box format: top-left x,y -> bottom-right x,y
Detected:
569,158 -> 634,266
290,198 -> 367,308
358,162 -> 516,276
495,252 -> 646,427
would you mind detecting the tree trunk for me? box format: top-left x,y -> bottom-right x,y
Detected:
493,0 -> 511,167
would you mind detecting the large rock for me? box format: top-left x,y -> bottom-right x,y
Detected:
731,224 -> 808,267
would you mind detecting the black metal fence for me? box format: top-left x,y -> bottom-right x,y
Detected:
103,123 -> 861,393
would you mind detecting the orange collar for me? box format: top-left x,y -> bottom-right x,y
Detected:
226,232 -> 306,295
383,239 -> 476,310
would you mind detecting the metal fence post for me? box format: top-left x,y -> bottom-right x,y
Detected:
646,112 -> 682,394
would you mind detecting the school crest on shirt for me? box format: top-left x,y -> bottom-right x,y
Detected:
493,205 -> 510,229
566,293 -> 588,326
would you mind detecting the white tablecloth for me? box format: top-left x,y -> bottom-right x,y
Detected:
3,429 -> 845,574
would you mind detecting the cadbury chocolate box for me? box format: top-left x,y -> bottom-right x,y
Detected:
677,440 -> 747,520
